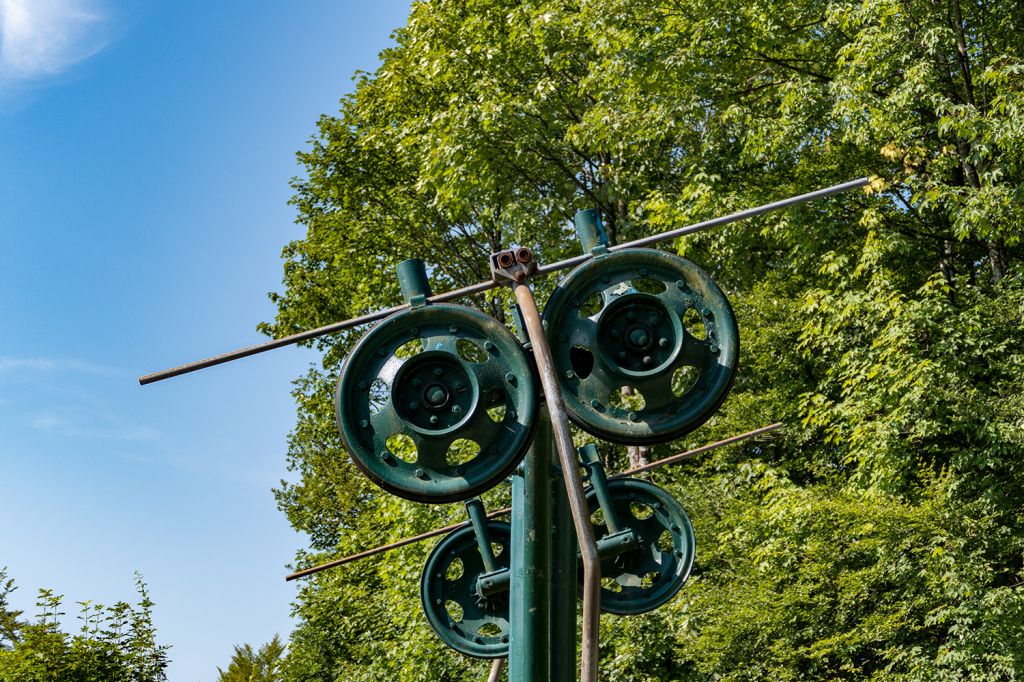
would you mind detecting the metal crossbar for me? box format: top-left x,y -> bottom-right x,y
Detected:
139,178 -> 869,385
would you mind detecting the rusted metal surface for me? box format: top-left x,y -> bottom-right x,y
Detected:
139,179 -> 868,385
283,422 -> 783,581
284,505 -> 512,581
488,658 -> 505,682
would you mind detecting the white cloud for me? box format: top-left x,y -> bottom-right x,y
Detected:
30,410 -> 161,442
0,0 -> 109,82
0,356 -> 57,371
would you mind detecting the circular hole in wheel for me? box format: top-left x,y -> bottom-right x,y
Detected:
477,623 -> 502,637
385,434 -> 417,463
630,502 -> 654,520
631,277 -> 667,295
445,559 -> 464,582
672,366 -> 700,397
447,439 -> 480,466
457,339 -> 487,363
579,292 -> 604,318
446,600 -> 464,623
601,577 -> 623,593
683,308 -> 707,340
569,346 -> 594,379
609,386 -> 646,411
368,378 -> 389,414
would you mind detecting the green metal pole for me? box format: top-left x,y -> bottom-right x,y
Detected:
509,408 -> 577,681
548,419 -> 578,681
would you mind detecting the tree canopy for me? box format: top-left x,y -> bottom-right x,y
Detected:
0,569 -> 169,682
264,0 -> 1024,679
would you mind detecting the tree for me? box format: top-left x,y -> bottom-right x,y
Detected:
217,635 -> 286,682
0,571 -> 170,681
265,0 -> 1024,679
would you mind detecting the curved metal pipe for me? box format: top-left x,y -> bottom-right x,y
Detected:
511,280 -> 601,682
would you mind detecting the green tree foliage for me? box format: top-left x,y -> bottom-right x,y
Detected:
265,0 -> 1024,679
0,569 -> 170,681
217,635 -> 286,682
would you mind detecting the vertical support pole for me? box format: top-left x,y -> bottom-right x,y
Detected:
509,410 -> 552,680
509,409 -> 577,681
549,425 -> 579,681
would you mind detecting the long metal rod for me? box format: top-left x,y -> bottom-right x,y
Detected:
139,178 -> 869,384
512,280 -> 600,682
284,505 -> 513,581
283,422 -> 782,581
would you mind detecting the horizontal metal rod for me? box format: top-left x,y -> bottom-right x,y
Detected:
140,178 -> 869,385
284,422 -> 783,581
284,505 -> 514,581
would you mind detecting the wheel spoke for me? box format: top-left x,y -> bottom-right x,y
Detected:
376,354 -> 406,385
463,407 -> 505,447
630,371 -> 676,412
369,402 -> 402,439
415,435 -> 454,470
422,335 -> 459,355
468,360 -> 505,398
568,317 -> 599,347
680,337 -> 712,368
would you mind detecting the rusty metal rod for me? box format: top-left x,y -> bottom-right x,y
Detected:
511,279 -> 601,682
611,422 -> 783,478
488,658 -> 505,682
284,505 -> 512,581
139,178 -> 869,385
283,422 -> 782,581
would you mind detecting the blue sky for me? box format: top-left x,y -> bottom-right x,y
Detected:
1,0 -> 410,678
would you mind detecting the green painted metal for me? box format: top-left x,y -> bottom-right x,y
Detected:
421,519 -> 512,658
573,209 -> 609,256
335,264 -> 538,503
396,258 -> 432,308
578,443 -> 624,534
509,409 -> 577,682
542,247 -> 739,444
586,478 -> 695,615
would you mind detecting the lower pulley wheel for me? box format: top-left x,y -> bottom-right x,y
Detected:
587,478 -> 695,615
336,303 -> 538,503
421,521 -> 511,658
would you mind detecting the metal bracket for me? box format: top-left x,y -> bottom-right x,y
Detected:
490,247 -> 537,284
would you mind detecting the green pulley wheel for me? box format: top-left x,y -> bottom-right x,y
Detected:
336,304 -> 538,503
543,248 -> 738,444
421,521 -> 511,658
587,478 -> 695,615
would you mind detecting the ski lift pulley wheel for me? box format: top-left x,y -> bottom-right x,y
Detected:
336,304 -> 538,503
543,248 -> 738,444
420,521 -> 512,658
587,477 -> 695,615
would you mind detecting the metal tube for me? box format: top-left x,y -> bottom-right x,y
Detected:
466,498 -> 498,573
613,422 -> 783,478
578,444 -> 623,534
512,281 -> 600,682
284,422 -> 783,580
509,410 -> 555,681
140,179 -> 868,385
284,505 -> 512,581
488,658 -> 505,682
